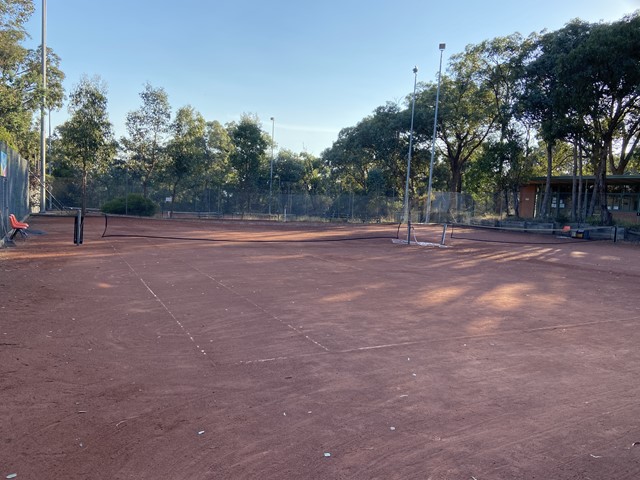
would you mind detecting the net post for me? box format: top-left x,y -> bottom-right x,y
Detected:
440,224 -> 448,246
74,209 -> 83,245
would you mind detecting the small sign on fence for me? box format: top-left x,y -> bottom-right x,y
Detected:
0,151 -> 7,177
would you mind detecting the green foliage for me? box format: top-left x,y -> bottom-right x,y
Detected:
0,125 -> 17,149
227,114 -> 269,210
322,102 -> 420,196
121,83 -> 172,198
101,194 -> 158,216
275,150 -> 306,190
0,1 -> 65,158
519,14 -> 640,223
162,105 -> 208,213
435,51 -> 499,192
318,14 -> 639,226
7,6 -> 634,227
205,119 -> 234,186
56,76 -> 116,214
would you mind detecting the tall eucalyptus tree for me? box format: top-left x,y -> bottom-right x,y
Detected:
56,76 -> 115,215
121,83 -> 172,198
164,106 -> 207,215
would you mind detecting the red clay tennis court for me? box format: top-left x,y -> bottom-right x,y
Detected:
2,214 -> 640,479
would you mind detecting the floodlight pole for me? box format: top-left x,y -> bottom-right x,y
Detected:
425,43 -> 446,224
40,0 -> 47,213
48,108 -> 52,209
268,117 -> 275,216
403,66 -> 418,245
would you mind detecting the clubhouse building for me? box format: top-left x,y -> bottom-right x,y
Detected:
519,175 -> 640,223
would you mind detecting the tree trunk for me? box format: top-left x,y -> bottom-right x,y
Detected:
449,160 -> 462,195
82,172 -> 87,217
81,158 -> 88,217
539,142 -> 553,218
595,158 -> 612,225
577,143 -> 583,223
571,143 -> 577,222
503,190 -> 510,217
446,161 -> 462,221
170,182 -> 178,217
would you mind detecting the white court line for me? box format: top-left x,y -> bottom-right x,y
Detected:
234,316 -> 639,363
235,351 -> 330,365
110,244 -> 633,367
111,246 -> 216,366
190,264 -> 330,352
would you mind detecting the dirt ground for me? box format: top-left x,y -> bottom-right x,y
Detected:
1,215 -> 640,479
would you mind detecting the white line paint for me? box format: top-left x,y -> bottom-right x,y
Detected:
111,246 -> 214,365
191,265 -> 330,352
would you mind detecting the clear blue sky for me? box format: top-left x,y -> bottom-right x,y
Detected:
24,0 -> 640,156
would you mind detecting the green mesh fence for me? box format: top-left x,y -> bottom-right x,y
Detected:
0,141 -> 30,240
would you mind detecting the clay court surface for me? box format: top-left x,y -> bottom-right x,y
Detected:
2,215 -> 640,479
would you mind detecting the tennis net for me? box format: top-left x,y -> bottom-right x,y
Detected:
101,214 -> 401,243
448,222 -> 620,244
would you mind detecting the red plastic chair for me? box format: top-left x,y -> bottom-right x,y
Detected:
9,214 -> 29,239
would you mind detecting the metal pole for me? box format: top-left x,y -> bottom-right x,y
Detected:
403,66 -> 418,244
425,43 -> 446,224
40,0 -> 47,213
48,108 -> 52,209
125,167 -> 128,215
268,117 -> 275,215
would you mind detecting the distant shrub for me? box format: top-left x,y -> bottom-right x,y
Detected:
101,194 -> 158,216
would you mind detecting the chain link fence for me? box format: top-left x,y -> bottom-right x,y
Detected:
48,174 -> 514,224
0,141 -> 30,241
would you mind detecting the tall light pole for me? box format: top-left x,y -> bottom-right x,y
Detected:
403,66 -> 419,245
48,108 -> 52,209
425,43 -> 446,224
268,117 -> 275,215
40,0 -> 47,213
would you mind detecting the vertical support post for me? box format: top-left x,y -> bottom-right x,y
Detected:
440,223 -> 448,246
74,209 -> 83,245
269,117 -> 275,216
40,0 -> 47,213
403,66 -> 419,245
425,43 -> 446,224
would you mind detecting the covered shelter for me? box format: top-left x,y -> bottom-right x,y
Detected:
519,175 -> 640,222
